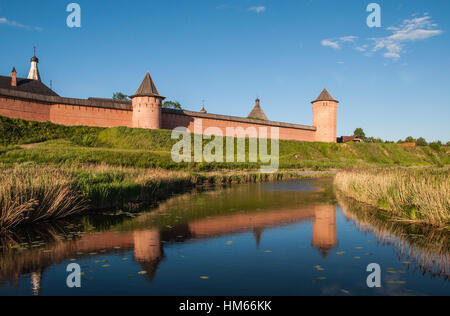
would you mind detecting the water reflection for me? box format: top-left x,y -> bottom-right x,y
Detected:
338,193 -> 449,280
0,178 -> 448,295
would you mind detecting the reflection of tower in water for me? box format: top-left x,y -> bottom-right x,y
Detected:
133,230 -> 164,282
312,205 -> 337,257
253,227 -> 264,249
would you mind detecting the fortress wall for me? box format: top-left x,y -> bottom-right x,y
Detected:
50,104 -> 133,128
0,95 -> 316,142
161,112 -> 316,142
0,96 -> 51,122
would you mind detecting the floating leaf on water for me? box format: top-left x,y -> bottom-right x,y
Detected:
341,289 -> 350,295
264,250 -> 273,253
114,246 -> 121,249
353,256 -> 361,259
402,261 -> 412,265
200,276 -> 209,280
336,252 -> 346,255
386,280 -> 406,285
314,265 -> 325,271
121,258 -> 128,261
404,289 -> 416,294
225,241 -> 233,246
101,264 -> 111,268
355,247 -> 364,250
138,271 -> 148,275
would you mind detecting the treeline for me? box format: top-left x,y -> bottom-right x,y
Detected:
352,128 -> 448,149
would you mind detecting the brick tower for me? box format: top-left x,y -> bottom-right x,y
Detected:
312,88 -> 338,143
131,72 -> 165,129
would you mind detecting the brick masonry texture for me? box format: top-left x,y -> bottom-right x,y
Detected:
0,89 -> 337,143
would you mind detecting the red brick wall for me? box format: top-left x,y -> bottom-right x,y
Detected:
162,112 -> 316,142
50,104 -> 132,128
0,96 -> 51,122
0,96 -> 317,142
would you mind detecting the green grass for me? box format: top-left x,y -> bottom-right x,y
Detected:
0,115 -> 449,171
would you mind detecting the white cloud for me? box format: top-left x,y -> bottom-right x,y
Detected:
340,36 -> 358,43
248,6 -> 266,13
321,36 -> 358,50
321,39 -> 341,50
0,16 -> 42,31
371,15 -> 442,59
321,14 -> 442,60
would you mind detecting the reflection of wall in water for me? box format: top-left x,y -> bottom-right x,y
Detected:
2,204 -> 337,294
187,203 -> 337,255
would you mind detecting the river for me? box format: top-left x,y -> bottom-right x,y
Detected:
0,178 -> 448,296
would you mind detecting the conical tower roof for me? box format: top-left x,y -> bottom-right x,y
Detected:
27,54 -> 41,81
248,98 -> 268,121
312,88 -> 338,103
131,72 -> 165,99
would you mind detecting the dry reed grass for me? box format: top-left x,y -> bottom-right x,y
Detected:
0,165 -> 88,232
335,167 -> 450,227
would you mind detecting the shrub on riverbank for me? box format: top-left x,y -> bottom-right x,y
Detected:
334,168 -> 450,228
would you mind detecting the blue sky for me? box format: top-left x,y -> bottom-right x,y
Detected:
1,0 -> 449,142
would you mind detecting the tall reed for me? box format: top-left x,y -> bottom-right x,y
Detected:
334,167 -> 450,227
0,166 -> 88,232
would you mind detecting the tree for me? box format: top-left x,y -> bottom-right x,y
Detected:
405,136 -> 416,143
415,137 -> 428,146
353,128 -> 366,140
113,92 -> 128,100
429,142 -> 441,152
162,101 -> 182,110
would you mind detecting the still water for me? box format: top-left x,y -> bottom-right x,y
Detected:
0,178 -> 448,296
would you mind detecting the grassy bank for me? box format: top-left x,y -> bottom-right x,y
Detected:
334,168 -> 450,228
1,116 -> 449,170
0,163 -> 329,232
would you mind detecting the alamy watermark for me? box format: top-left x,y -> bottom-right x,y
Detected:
366,263 -> 382,288
366,3 -> 381,28
66,3 -> 81,28
66,263 -> 81,288
171,119 -> 280,173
